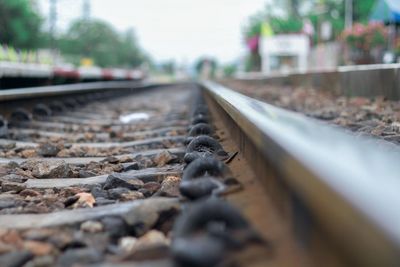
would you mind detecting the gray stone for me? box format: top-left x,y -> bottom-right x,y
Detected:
1,174 -> 27,183
0,251 -> 34,267
107,188 -> 131,200
31,160 -> 72,178
22,255 -> 56,267
123,162 -> 140,171
1,181 -> 26,193
91,185 -> 108,199
79,170 -> 97,178
101,216 -> 130,239
122,198 -> 180,235
6,161 -> 19,169
103,174 -> 144,190
37,143 -> 60,157
94,197 -> 115,206
101,156 -> 119,164
0,116 -> 7,138
0,141 -> 16,150
57,248 -> 103,267
0,199 -> 16,209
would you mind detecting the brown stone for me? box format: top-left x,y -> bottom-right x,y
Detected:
56,149 -> 70,158
153,151 -> 175,167
23,240 -> 53,256
22,228 -> 57,241
119,230 -> 169,253
0,230 -> 22,247
120,191 -> 145,201
1,182 -> 26,193
143,182 -> 161,195
0,241 -> 15,254
73,192 -> 96,208
20,189 -> 41,197
118,156 -> 133,163
20,149 -> 37,158
158,176 -> 181,197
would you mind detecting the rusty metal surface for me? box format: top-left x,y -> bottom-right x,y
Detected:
202,80 -> 400,266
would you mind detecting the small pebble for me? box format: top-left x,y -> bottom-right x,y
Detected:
80,221 -> 104,233
118,236 -> 138,252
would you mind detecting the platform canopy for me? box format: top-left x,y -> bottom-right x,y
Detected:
370,0 -> 400,23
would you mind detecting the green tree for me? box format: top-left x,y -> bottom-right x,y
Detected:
195,58 -> 218,78
0,0 -> 43,49
59,19 -> 147,67
116,29 -> 148,68
244,0 -> 377,41
60,19 -> 121,67
223,63 -> 237,77
307,0 -> 376,40
353,0 -> 376,23
160,61 -> 176,75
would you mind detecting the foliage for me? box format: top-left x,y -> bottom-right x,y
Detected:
222,64 -> 237,77
341,22 -> 387,51
194,58 -> 217,78
244,15 -> 303,39
243,13 -> 263,39
59,19 -> 147,68
395,37 -> 400,55
270,17 -> 303,34
0,1 -> 148,68
241,0 -> 379,69
160,61 -> 176,75
116,29 -> 147,68
243,0 -> 378,40
0,0 -> 43,49
353,0 -> 376,23
242,14 -> 302,71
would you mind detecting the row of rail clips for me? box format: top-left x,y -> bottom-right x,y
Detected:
171,88 -> 266,267
0,90 -> 132,139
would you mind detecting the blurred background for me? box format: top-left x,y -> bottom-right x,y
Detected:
0,0 -> 398,80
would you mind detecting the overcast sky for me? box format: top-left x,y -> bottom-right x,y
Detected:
38,0 -> 268,64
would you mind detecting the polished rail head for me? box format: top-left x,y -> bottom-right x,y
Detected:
202,80 -> 400,266
0,80 -> 157,102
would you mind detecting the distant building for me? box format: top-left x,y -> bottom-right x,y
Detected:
260,34 -> 310,74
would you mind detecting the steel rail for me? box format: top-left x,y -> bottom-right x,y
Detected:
0,80 -> 155,102
202,80 -> 400,267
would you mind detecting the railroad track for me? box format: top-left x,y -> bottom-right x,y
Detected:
0,80 -> 399,266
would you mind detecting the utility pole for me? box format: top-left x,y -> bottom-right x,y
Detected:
345,0 -> 353,29
49,0 -> 57,63
83,0 -> 91,20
